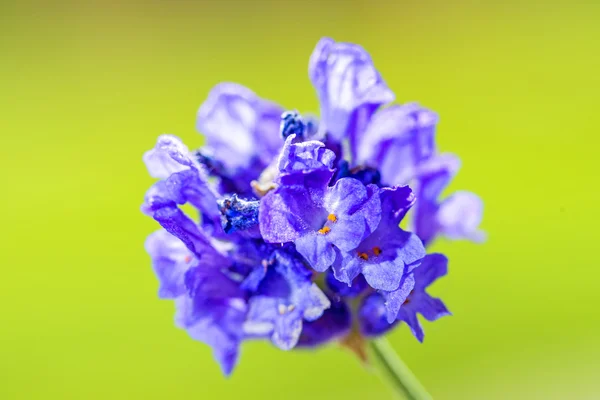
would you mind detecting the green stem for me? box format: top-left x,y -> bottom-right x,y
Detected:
369,337 -> 433,400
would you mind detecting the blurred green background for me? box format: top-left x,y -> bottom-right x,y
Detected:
2,0 -> 599,399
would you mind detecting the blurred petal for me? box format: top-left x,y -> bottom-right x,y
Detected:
145,230 -> 192,299
383,273 -> 416,323
309,37 -> 395,141
297,298 -> 352,347
143,134 -> 194,179
437,191 -> 486,242
357,104 -> 438,185
196,82 -> 283,170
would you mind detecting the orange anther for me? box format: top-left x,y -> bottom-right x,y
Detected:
318,226 -> 331,235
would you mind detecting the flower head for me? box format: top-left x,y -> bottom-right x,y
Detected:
331,186 -> 424,292
142,37 -> 483,375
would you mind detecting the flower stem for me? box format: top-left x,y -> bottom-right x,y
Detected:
369,337 -> 433,400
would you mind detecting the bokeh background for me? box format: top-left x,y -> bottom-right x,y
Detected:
2,1 -> 599,399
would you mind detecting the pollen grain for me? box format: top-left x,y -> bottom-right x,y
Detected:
278,304 -> 287,315
318,226 -> 331,235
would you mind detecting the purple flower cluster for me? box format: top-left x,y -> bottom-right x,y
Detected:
142,38 -> 484,375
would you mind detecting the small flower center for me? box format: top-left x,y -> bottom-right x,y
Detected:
327,213 -> 337,223
358,252 -> 369,261
184,255 -> 192,263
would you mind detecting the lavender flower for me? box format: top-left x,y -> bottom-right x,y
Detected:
260,173 -> 381,272
142,37 -> 484,375
358,254 -> 451,342
330,186 -> 424,291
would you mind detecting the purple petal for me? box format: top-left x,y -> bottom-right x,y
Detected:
399,309 -> 425,343
388,254 -> 451,341
293,283 -> 331,321
297,298 -> 352,347
271,250 -> 330,319
143,135 -> 194,179
277,134 -> 336,173
418,295 -> 452,322
243,296 -> 278,338
325,177 -> 373,216
437,191 -> 486,242
259,189 -> 320,243
347,184 -> 382,237
417,154 -> 461,198
357,104 -> 438,185
324,179 -> 381,250
361,258 -> 406,292
358,293 -> 397,337
413,253 -> 448,291
141,181 -> 173,216
309,37 -> 395,141
164,169 -> 220,221
272,308 -> 304,350
260,170 -> 332,243
340,227 -> 425,292
243,296 -> 304,351
326,270 -> 368,298
184,266 -> 244,300
277,167 -> 334,195
243,250 -> 330,350
295,233 -> 336,272
175,296 -> 246,376
152,206 -> 229,267
332,254 -> 362,285
395,233 -> 427,270
379,185 -> 415,225
326,212 -> 370,252
145,230 -> 192,299
412,153 -> 461,244
187,318 -> 240,376
240,264 -> 268,292
196,82 -> 283,170
382,273 -> 416,323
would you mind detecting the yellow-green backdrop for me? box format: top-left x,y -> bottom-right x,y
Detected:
2,1 -> 599,399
